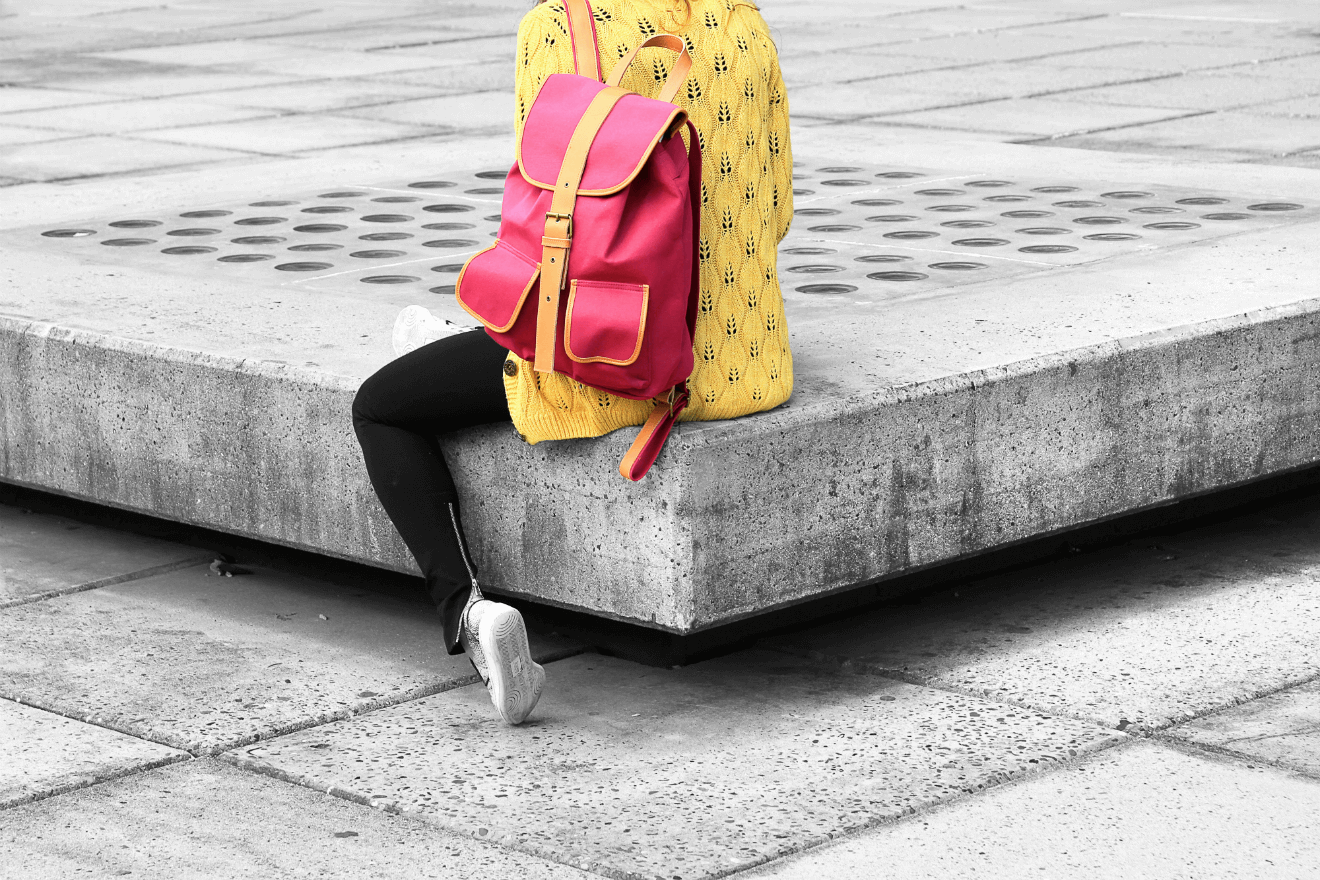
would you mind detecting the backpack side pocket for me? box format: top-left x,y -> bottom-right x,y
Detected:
456,241 -> 541,333
563,280 -> 649,366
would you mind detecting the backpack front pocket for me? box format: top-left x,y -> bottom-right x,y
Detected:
455,241 -> 540,333
563,280 -> 649,366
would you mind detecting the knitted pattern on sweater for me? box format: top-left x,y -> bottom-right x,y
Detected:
503,0 -> 794,444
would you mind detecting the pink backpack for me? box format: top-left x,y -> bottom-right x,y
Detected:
456,0 -> 702,481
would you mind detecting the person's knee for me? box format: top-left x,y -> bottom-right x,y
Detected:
351,376 -> 381,428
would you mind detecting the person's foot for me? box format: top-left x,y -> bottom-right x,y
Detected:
462,599 -> 545,725
392,305 -> 474,356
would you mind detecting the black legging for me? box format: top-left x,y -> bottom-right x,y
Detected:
351,329 -> 511,654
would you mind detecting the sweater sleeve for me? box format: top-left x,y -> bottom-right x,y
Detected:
764,30 -> 794,242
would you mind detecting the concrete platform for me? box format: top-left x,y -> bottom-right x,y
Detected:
3,127 -> 1320,635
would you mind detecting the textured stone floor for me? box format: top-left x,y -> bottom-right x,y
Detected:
4,0 -> 1320,876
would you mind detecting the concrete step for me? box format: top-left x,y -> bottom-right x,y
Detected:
3,128 -> 1320,636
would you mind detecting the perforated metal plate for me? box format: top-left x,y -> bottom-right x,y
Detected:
30,160 -> 1315,306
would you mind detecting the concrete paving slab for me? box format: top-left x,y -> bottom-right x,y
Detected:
0,125 -> 77,147
2,758 -> 592,879
875,97 -> 1195,138
1057,71 -> 1320,111
0,98 -> 277,136
364,59 -> 517,95
0,503 -> 207,607
1052,110 -> 1320,155
765,495 -> 1320,731
231,650 -> 1122,879
0,134 -> 262,182
0,697 -> 183,809
787,84 -> 981,121
853,63 -> 1161,99
53,70 -> 297,100
0,561 -> 579,753
744,740 -> 1320,880
779,53 -> 956,88
201,78 -> 443,113
1209,51 -> 1320,80
1249,95 -> 1320,119
1045,42 -> 1309,73
1170,677 -> 1320,776
340,92 -> 515,132
0,86 -> 119,114
133,114 -> 442,156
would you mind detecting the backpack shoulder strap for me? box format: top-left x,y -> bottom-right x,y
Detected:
563,0 -> 603,82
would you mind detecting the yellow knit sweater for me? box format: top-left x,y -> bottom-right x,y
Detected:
504,0 -> 794,444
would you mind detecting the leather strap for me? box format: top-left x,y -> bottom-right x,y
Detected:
605,34 -> 692,104
534,85 -> 628,372
619,384 -> 689,481
563,0 -> 602,82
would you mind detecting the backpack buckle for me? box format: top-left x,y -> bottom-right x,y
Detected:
545,211 -> 573,236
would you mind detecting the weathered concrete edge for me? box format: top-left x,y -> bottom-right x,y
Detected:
677,296 -> 1320,629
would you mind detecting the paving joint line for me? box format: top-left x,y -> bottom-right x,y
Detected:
0,750 -> 191,813
1147,728 -> 1320,784
0,555 -> 211,610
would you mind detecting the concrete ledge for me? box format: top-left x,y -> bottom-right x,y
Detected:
3,134 -> 1320,633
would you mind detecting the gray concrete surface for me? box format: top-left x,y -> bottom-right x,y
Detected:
1171,677 -> 1320,776
743,740 -> 1320,880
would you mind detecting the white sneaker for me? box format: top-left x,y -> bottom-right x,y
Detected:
463,600 -> 545,725
392,305 -> 474,356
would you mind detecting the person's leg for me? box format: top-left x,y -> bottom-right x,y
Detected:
351,328 -> 509,654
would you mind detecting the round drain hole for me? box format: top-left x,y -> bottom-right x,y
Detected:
818,165 -> 862,173
786,264 -> 844,274
867,214 -> 917,222
1177,197 -> 1228,206
941,219 -> 994,229
409,181 -> 456,189
167,228 -> 219,236
1145,221 -> 1200,230
430,285 -> 457,295
856,254 -> 911,263
1032,185 -> 1079,193
821,179 -> 869,187
218,254 -> 275,263
927,204 -> 976,213
965,180 -> 1014,188
1102,191 -> 1153,199
1084,232 -> 1141,241
1054,200 -> 1103,208
808,224 -> 861,232
1020,244 -> 1078,254
853,198 -> 902,207
351,249 -> 407,258
983,194 -> 1031,203
1249,202 -> 1303,211
929,261 -> 985,270
466,187 -> 505,195
1203,212 -> 1251,220
795,207 -> 840,216
884,230 -> 938,240
475,170 -> 507,180
1002,210 -> 1053,219
361,232 -> 414,241
161,245 -> 216,255
867,271 -> 927,282
424,204 -> 474,214
288,243 -> 342,252
42,228 -> 96,238
431,264 -> 465,273
952,238 -> 1009,247
109,219 -> 162,228
876,171 -> 923,179
1074,216 -> 1126,225
362,214 -> 413,223
483,215 -> 502,223
235,217 -> 287,226
319,191 -> 366,198
180,210 -> 231,219
232,235 -> 284,245
793,188 -> 815,196
915,188 -> 963,196
797,283 -> 859,294
101,238 -> 154,246
294,223 -> 348,233
275,261 -> 333,272
421,222 -> 473,231
423,239 -> 479,248
783,246 -> 838,255
250,200 -> 296,207
373,196 -> 422,203
362,275 -> 420,284
1130,206 -> 1183,215
302,205 -> 354,214
1017,227 -> 1072,235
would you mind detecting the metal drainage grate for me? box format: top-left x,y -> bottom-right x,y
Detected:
30,161 -> 1315,305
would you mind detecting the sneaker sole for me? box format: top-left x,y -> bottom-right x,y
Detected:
479,604 -> 545,725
